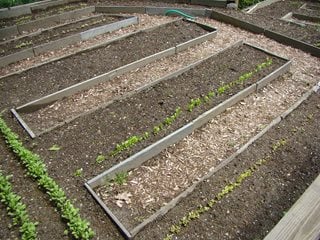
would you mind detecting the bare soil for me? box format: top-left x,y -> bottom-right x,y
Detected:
136,90 -> 320,240
0,19 -> 209,110
0,15 -> 124,57
0,2 -> 88,28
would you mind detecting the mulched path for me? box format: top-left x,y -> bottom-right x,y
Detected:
136,90 -> 320,240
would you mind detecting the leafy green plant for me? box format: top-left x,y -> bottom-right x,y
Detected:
74,168 -> 83,177
0,0 -> 38,8
188,98 -> 202,112
238,0 -> 264,9
14,41 -> 33,49
272,138 -> 287,151
0,117 -> 94,240
95,154 -> 106,164
0,171 -> 38,240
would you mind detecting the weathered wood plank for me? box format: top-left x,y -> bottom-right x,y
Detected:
264,174 -> 320,240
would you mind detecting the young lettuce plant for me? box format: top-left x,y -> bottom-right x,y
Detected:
0,172 -> 38,240
0,117 -> 95,240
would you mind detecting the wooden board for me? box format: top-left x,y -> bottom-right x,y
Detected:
264,174 -> 320,240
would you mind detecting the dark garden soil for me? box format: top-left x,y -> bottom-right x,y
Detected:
0,19 -> 209,110
135,88 -> 320,240
0,15 -> 124,57
0,2 -> 88,29
215,0 -> 320,46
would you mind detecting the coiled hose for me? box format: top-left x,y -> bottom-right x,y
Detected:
164,9 -> 195,19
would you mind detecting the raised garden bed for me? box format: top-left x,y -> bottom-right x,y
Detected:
210,0 -> 320,56
0,4 -> 94,40
0,2 -> 87,28
0,14 -> 139,67
5,19 -> 216,137
137,83 -> 320,240
292,8 -> 320,23
0,0 -> 81,19
81,41 -> 291,238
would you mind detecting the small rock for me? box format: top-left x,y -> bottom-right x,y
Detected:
227,3 -> 237,9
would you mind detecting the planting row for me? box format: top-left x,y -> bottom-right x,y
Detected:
137,87 -> 320,240
0,171 -> 37,240
0,117 -> 94,239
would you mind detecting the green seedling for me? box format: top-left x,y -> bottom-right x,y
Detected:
15,41 -> 33,49
272,138 -> 287,151
96,155 -> 106,164
188,98 -> 202,112
48,144 -> 60,151
74,168 -> 83,177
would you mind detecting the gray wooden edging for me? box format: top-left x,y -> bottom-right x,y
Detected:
244,0 -> 281,14
14,19 -> 217,116
301,3 -> 320,11
85,41 -> 292,239
292,12 -> 320,23
209,9 -> 320,57
0,6 -> 95,40
0,15 -> 138,67
0,0 -> 82,19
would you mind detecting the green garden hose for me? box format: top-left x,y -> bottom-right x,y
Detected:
164,9 -> 195,19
